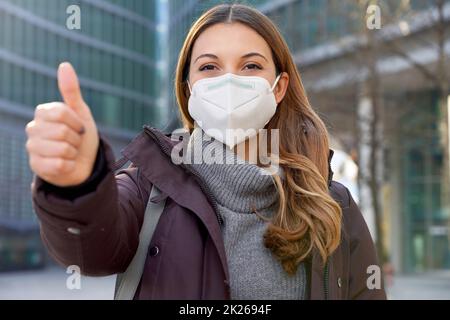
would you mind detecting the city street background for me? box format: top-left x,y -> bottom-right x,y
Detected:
1,0 -> 449,299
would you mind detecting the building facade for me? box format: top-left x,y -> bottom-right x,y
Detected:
0,0 -> 166,269
288,0 -> 450,273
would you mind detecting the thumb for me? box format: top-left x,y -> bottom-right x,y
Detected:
57,62 -> 86,114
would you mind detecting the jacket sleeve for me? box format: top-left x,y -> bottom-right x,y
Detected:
31,136 -> 150,276
344,187 -> 387,300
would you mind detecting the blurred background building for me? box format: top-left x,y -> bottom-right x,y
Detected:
0,0 -> 449,298
0,0 -> 167,270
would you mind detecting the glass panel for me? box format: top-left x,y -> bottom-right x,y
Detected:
0,62 -> 12,101
400,90 -> 450,271
102,93 -> 121,127
23,71 -> 35,107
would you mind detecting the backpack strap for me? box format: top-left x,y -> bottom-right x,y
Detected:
114,184 -> 166,300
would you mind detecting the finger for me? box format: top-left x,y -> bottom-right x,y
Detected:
26,138 -> 78,160
57,62 -> 85,113
29,155 -> 76,177
26,120 -> 83,149
34,102 -> 85,134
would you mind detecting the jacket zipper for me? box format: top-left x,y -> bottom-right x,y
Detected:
143,125 -> 223,225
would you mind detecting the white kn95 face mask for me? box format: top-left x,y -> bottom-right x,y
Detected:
187,72 -> 281,148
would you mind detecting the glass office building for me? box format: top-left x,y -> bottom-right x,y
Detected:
392,90 -> 449,272
0,0 -> 165,268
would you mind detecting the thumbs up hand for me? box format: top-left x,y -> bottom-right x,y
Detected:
25,62 -> 99,187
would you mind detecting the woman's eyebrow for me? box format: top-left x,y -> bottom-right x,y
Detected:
241,52 -> 268,62
194,53 -> 218,64
193,52 -> 268,64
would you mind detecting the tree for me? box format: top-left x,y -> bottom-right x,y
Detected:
356,0 -> 449,268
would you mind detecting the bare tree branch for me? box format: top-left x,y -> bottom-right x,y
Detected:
384,39 -> 440,85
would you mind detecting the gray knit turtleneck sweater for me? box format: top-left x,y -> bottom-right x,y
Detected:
184,128 -> 306,300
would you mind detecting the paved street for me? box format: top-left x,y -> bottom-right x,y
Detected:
0,266 -> 116,300
0,266 -> 449,299
386,271 -> 450,300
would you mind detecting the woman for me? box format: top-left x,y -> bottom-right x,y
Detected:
25,4 -> 386,300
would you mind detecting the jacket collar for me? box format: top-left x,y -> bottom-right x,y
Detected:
121,126 -> 230,282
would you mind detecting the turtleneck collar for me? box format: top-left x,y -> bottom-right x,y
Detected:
184,128 -> 279,214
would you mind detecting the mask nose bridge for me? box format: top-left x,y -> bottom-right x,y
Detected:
188,72 -> 281,95
205,75 -> 234,112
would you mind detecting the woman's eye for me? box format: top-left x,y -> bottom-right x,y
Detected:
244,63 -> 262,70
199,64 -> 216,71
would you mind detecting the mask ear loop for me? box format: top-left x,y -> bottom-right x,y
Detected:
270,73 -> 282,92
187,80 -> 193,95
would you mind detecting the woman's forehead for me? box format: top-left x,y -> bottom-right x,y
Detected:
191,23 -> 272,61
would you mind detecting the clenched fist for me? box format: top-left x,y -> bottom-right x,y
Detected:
25,62 -> 99,187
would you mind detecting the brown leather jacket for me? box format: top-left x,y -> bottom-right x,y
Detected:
32,126 -> 387,300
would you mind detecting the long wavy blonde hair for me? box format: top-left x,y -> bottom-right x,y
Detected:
174,3 -> 342,274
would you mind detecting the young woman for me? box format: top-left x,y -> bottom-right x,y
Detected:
25,4 -> 386,300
